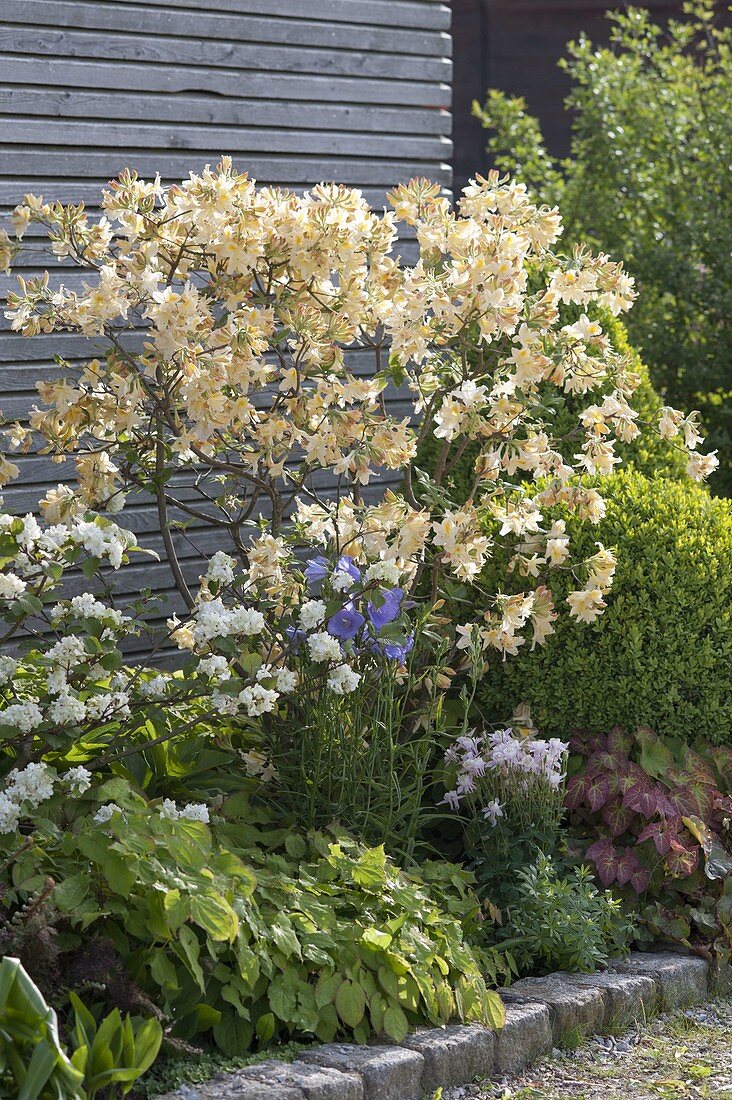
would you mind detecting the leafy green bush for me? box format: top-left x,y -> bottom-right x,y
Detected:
495,854 -> 634,976
566,727 -> 732,962
415,313 -> 685,502
1,778 -> 506,1058
473,469 -> 732,744
473,2 -> 732,491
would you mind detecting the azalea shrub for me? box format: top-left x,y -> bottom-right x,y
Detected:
566,726 -> 732,962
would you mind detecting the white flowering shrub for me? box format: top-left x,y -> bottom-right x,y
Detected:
0,162 -> 716,842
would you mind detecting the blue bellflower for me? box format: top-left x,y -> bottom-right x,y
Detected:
366,587 -> 404,631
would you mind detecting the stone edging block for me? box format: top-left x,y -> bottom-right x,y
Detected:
154,952 -> 715,1099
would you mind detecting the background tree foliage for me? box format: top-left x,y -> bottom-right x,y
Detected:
474,0 -> 732,492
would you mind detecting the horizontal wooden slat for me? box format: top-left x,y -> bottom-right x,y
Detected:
0,88 -> 451,136
0,27 -> 451,82
0,152 -> 452,185
3,2 -> 451,57
0,56 -> 451,107
103,0 -> 451,31
0,118 -> 451,162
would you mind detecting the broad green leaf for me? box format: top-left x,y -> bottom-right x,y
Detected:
361,927 -> 392,951
190,893 -> 238,942
334,979 -> 366,1029
382,1004 -> 409,1043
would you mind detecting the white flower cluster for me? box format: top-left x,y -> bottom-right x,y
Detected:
205,551 -> 237,586
307,631 -> 342,663
191,598 -> 265,646
158,798 -> 210,823
0,763 -> 91,834
326,663 -> 361,695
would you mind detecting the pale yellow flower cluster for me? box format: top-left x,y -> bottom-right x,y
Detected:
0,162 -> 717,659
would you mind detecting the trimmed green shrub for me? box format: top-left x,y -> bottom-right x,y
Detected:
415,314 -> 685,501
473,469 -> 732,745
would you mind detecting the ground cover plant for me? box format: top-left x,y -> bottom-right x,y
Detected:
566,726 -> 732,963
0,162 -> 717,1088
473,0 -> 732,491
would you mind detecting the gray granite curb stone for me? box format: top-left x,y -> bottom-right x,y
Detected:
401,1024 -> 496,1094
610,951 -> 708,1009
558,971 -> 658,1029
299,1043 -> 424,1100
154,952 -> 713,1099
494,1002 -> 553,1075
500,974 -> 606,1043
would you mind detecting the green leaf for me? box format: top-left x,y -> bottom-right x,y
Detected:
382,1004 -> 409,1043
361,927 -> 392,951
636,727 -> 674,780
334,979 -> 366,1029
53,873 -> 90,912
103,853 -> 138,896
255,1012 -> 276,1042
213,1012 -> 254,1056
190,893 -> 239,942
351,846 -> 388,890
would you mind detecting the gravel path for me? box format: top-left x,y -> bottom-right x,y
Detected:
444,999 -> 732,1100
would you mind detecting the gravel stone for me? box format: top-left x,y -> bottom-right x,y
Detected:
610,951 -> 708,1009
298,1043 -> 424,1100
401,1024 -> 495,1092
494,1002 -> 553,1075
500,974 -> 606,1043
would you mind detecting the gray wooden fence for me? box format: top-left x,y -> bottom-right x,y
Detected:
0,0 -> 452,651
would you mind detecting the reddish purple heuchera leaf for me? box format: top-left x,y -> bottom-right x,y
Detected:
615,847 -> 647,892
565,774 -> 591,811
587,773 -> 612,812
623,779 -> 662,818
665,839 -> 700,878
586,837 -> 619,886
602,798 -> 636,838
637,819 -> 682,856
